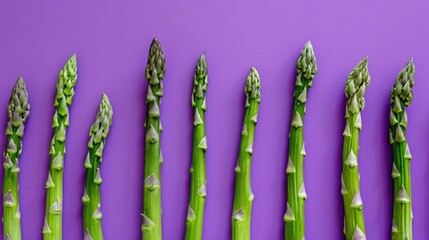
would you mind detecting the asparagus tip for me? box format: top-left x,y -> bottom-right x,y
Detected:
197,53 -> 208,73
146,38 -> 166,81
358,57 -> 368,68
101,93 -> 110,104
8,76 -> 30,122
69,53 -> 77,63
391,59 -> 415,106
346,58 -> 370,96
244,67 -> 261,101
200,51 -> 206,59
297,41 -> 317,81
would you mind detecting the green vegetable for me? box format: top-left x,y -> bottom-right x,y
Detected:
390,60 -> 415,240
83,94 -> 113,240
44,54 -> 77,240
284,41 -> 317,240
141,39 -> 166,240
341,58 -> 370,240
2,77 -> 30,240
232,67 -> 261,240
185,53 -> 208,240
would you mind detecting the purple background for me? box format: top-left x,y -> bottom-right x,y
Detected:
1,1 -> 429,239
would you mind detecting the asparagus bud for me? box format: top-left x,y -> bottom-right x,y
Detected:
44,54 -> 77,240
83,94 -> 113,240
232,67 -> 261,240
185,53 -> 208,240
3,77 -> 30,240
390,60 -> 415,240
284,42 -> 317,240
142,39 -> 166,240
342,58 -> 369,240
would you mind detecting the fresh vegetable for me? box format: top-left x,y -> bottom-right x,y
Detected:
341,58 -> 370,240
141,39 -> 166,240
2,77 -> 30,240
232,67 -> 261,240
82,94 -> 113,240
284,41 -> 317,240
185,53 -> 208,240
44,54 -> 77,240
390,60 -> 415,240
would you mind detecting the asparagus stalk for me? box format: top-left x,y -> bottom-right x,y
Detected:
185,53 -> 208,240
284,42 -> 317,240
44,54 -> 77,240
2,77 -> 30,240
232,67 -> 261,240
83,94 -> 113,240
390,60 -> 415,240
141,39 -> 166,240
341,58 -> 370,240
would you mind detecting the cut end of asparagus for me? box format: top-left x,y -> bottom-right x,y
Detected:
245,67 -> 261,101
391,59 -> 415,107
296,41 -> 317,82
8,76 -> 30,124
146,38 -> 166,81
345,58 -> 370,112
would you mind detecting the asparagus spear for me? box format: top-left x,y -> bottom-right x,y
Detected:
232,67 -> 261,240
2,77 -> 30,240
142,39 -> 166,240
284,42 -> 317,240
185,53 -> 208,240
44,54 -> 77,240
83,94 -> 113,240
341,58 -> 370,240
390,60 -> 415,240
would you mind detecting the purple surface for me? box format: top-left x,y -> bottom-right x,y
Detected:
0,1 -> 429,239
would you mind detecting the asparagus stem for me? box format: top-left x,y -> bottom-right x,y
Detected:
82,94 -> 113,240
284,42 -> 317,240
232,67 -> 261,240
185,53 -> 208,240
2,77 -> 30,240
142,39 -> 166,240
341,58 -> 370,240
44,54 -> 77,240
390,60 -> 415,240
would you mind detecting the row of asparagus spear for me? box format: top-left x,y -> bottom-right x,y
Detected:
1,38 -> 415,240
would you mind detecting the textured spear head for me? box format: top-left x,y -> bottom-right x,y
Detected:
245,67 -> 261,101
8,77 -> 30,123
90,94 -> 113,142
391,59 -> 415,107
192,53 -> 208,109
196,52 -> 208,81
296,41 -> 317,82
345,58 -> 370,112
145,38 -> 166,81
56,54 -> 77,103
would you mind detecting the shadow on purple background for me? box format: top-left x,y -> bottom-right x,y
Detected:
1,1 -> 429,239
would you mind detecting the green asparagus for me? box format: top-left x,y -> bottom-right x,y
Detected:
341,58 -> 370,240
142,39 -> 166,240
44,54 -> 77,240
232,67 -> 261,240
284,42 -> 317,240
2,77 -> 30,240
390,60 -> 415,240
83,94 -> 113,240
185,53 -> 208,240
